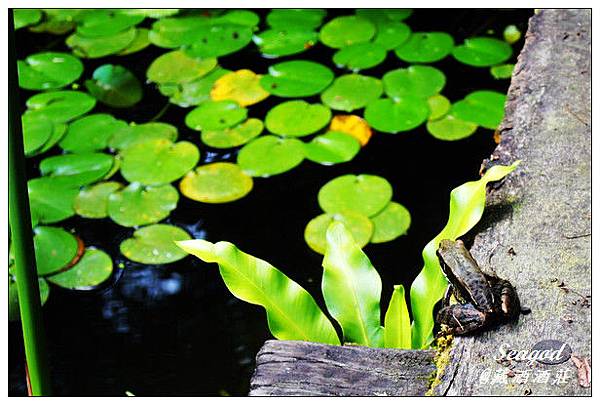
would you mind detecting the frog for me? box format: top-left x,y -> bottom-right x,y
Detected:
435,239 -> 522,335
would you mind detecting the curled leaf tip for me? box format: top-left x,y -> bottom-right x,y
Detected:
175,239 -> 217,262
325,221 -> 353,247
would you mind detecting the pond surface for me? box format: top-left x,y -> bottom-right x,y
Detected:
10,8 -> 531,396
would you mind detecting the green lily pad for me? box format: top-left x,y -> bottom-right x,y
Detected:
28,177 -> 80,224
238,136 -> 305,177
148,16 -> 211,48
66,28 -> 137,58
201,118 -> 263,149
74,181 -> 123,219
426,113 -> 478,141
59,114 -> 128,153
120,224 -> 190,265
490,64 -> 514,79
184,24 -> 254,58
37,122 -> 68,155
14,9 -> 42,30
120,9 -> 180,18
160,67 -> 231,108
451,90 -> 506,129
364,97 -> 430,134
373,21 -> 411,50
117,28 -> 151,55
22,113 -> 52,156
394,32 -> 454,63
383,65 -> 446,99
107,182 -> 179,227
452,37 -> 512,67
180,162 -> 253,203
120,139 -> 200,186
304,212 -> 374,255
185,100 -> 248,131
108,122 -> 178,150
216,10 -> 260,27
18,52 -> 83,91
333,43 -> 387,71
370,202 -> 411,243
76,9 -> 144,37
85,64 -> 142,108
47,248 -> 113,289
266,9 -> 326,29
356,9 -> 413,22
265,100 -> 331,137
304,131 -> 360,165
253,28 -> 318,58
147,49 -> 217,85
9,277 -> 49,322
318,174 -> 393,217
34,226 -> 79,276
319,16 -> 375,48
503,25 -> 521,44
260,60 -> 334,98
427,94 -> 451,121
25,90 -> 96,123
320,74 -> 383,112
39,152 -> 114,187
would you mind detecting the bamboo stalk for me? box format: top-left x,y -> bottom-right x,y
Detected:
8,9 -> 52,396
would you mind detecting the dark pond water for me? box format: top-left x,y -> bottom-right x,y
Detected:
10,8 -> 532,396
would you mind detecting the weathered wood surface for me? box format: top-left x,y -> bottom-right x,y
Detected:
249,340 -> 436,396
433,9 -> 591,396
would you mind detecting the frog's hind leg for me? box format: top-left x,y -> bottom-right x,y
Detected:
443,285 -> 454,306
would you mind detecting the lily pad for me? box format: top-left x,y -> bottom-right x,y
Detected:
108,122 -> 178,150
490,64 -> 514,79
452,37 -> 512,67
76,9 -> 144,37
28,177 -> 80,224
85,64 -> 142,108
47,248 -> 113,289
9,277 -> 49,322
356,9 -> 413,22
120,224 -> 190,264
253,28 -> 318,58
18,52 -> 83,90
503,25 -> 521,44
120,139 -> 200,185
117,28 -> 151,55
426,113 -> 478,141
14,9 -> 42,30
364,97 -> 430,134
318,174 -> 393,217
383,65 -> 446,99
304,212 -> 374,255
180,162 -> 253,203
394,32 -> 454,63
333,43 -> 387,71
39,152 -> 114,187
160,67 -> 231,108
210,69 -> 269,107
238,136 -> 305,177
25,90 -> 96,123
265,100 -> 331,137
120,9 -> 180,19
319,16 -> 375,48
329,114 -> 373,146
66,28 -> 137,58
260,60 -> 334,97
373,21 -> 411,50
201,118 -> 263,148
34,226 -> 80,276
266,9 -> 326,29
427,94 -> 451,121
36,121 -> 68,155
185,100 -> 248,131
217,10 -> 260,27
451,90 -> 506,129
321,74 -> 383,112
107,182 -> 179,227
370,202 -> 411,243
147,49 -> 217,85
184,24 -> 254,58
304,131 -> 360,165
59,114 -> 128,152
74,181 -> 123,219
148,16 -> 211,48
22,113 -> 52,156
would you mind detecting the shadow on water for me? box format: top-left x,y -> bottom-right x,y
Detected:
10,8 -> 532,396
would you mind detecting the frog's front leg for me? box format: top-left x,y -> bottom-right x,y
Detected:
436,302 -> 488,335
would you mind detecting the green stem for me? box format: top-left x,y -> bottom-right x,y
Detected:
8,10 -> 52,396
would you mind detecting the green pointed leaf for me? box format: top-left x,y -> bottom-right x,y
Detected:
394,32 -> 454,63
384,285 -> 411,349
265,101 -> 331,137
321,74 -> 383,112
18,52 -> 83,91
370,202 -> 411,243
47,248 -> 113,289
74,181 -> 123,219
303,131 -> 360,165
34,226 -> 79,276
120,224 -> 190,264
260,60 -> 334,98
180,162 -> 253,203
304,212 -> 373,255
59,114 -> 128,153
28,177 -> 80,224
333,43 -> 387,71
107,182 -> 178,227
364,97 -> 429,134
85,64 -> 142,108
319,16 -> 375,48
452,37 -> 512,67
39,152 -> 114,187
238,135 -> 305,177
318,174 -> 392,217
253,28 -> 318,58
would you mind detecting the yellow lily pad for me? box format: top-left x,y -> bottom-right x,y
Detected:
329,114 -> 372,146
210,69 -> 270,107
180,162 -> 253,203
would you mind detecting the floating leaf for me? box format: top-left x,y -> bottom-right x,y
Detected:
503,25 -> 521,44
107,182 -> 178,227
47,248 -> 113,289
201,118 -> 263,149
120,224 -> 190,264
319,16 -> 375,48
34,226 -> 80,276
25,90 -> 96,123
318,174 -> 392,217
452,37 -> 512,67
14,9 -> 42,30
304,131 -> 360,165
28,177 -> 80,224
85,64 -> 142,108
364,97 -> 429,134
426,114 -> 478,141
304,212 -> 373,255
176,239 -> 340,344
217,10 -> 260,27
59,114 -> 128,153
260,60 -> 333,98
329,114 -> 372,146
490,64 -> 514,79
76,9 -> 144,37
184,24 -> 254,58
370,202 -> 411,243
66,28 -> 137,58
120,9 -> 179,19
36,122 -> 68,155
427,94 -> 451,121
39,152 -> 114,187
180,162 -> 253,203
383,66 -> 446,99
120,139 -> 200,186
238,136 -> 305,177
265,100 -> 331,137
160,67 -> 230,108
394,32 -> 454,63
253,28 -> 318,58
321,74 -> 383,112
148,16 -> 211,48
185,100 -> 248,131
74,181 -> 123,219
21,113 -> 52,156
373,21 -> 411,50
18,52 -> 83,91
384,285 -> 411,349
147,49 -> 217,85
9,277 -> 49,322
332,43 -> 387,71
109,122 -> 178,150
117,28 -> 151,55
29,11 -> 77,35
451,90 -> 506,129
266,9 -> 326,29
210,69 -> 269,107
356,9 -> 413,22
322,222 -> 383,347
